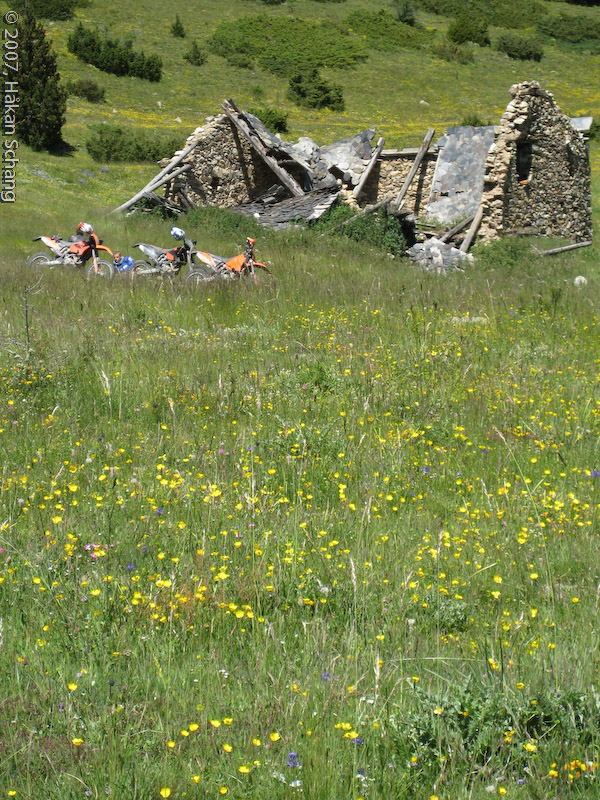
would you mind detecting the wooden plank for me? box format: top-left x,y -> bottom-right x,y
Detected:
222,98 -> 305,198
537,240 -> 592,256
459,205 -> 483,253
439,213 -> 475,243
352,136 -> 385,199
392,128 -> 435,211
112,140 -> 199,214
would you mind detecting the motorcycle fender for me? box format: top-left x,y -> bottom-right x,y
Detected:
40,235 -> 61,251
96,244 -> 114,256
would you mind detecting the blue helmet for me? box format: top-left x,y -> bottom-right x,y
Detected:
171,226 -> 185,240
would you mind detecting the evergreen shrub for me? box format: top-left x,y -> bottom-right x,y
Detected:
447,13 -> 490,47
538,12 -> 600,43
85,125 -> 182,163
419,0 -> 545,29
14,0 -> 79,20
432,36 -> 474,63
65,78 -> 105,103
171,14 -> 185,37
183,41 -> 207,66
287,69 -> 344,111
496,32 -> 543,61
248,107 -> 289,133
208,15 -> 366,77
67,23 -> 163,81
345,9 -> 429,50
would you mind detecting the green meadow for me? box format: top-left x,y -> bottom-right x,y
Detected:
1,0 -> 600,798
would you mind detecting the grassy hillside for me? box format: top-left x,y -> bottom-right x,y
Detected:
0,0 -> 598,241
1,3 -> 600,800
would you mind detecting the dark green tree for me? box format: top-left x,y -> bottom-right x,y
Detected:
171,14 -> 186,37
16,4 -> 67,151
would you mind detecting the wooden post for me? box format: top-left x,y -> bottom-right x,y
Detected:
352,137 -> 385,200
221,98 -> 305,198
392,128 -> 435,211
459,205 -> 483,252
111,140 -> 199,214
439,213 -> 475,243
537,240 -> 592,256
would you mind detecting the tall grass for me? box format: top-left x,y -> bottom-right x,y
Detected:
1,205 -> 600,798
1,0 -> 600,794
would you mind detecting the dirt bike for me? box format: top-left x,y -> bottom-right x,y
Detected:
130,227 -> 198,279
185,237 -> 272,286
27,234 -> 115,280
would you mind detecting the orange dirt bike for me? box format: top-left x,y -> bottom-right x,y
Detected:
27,233 -> 115,280
185,237 -> 272,286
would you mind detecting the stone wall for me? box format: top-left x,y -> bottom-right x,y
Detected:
479,81 -> 592,243
360,153 -> 437,216
165,116 -> 278,209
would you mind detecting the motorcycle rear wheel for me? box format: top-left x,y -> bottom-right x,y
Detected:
185,266 -> 217,286
86,260 -> 115,281
27,252 -> 54,267
130,260 -> 157,279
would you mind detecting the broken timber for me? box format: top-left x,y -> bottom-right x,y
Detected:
439,213 -> 475,243
352,137 -> 385,199
536,240 -> 592,256
112,141 -> 198,214
392,128 -> 435,211
221,98 -> 305,198
459,205 -> 483,253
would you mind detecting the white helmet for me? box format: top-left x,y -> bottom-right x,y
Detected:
78,221 -> 94,235
171,226 -> 185,240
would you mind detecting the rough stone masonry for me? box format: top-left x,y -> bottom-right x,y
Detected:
479,81 -> 592,243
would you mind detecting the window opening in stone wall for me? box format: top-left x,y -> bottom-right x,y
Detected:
566,143 -> 576,178
516,141 -> 533,182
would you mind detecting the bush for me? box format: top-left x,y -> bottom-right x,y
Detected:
171,14 -> 185,37
345,9 -> 430,50
248,107 -> 289,134
183,41 -> 206,66
496,32 -> 543,61
14,0 -> 80,20
67,23 -> 163,82
448,13 -> 490,47
432,36 -> 474,63
314,202 -> 409,255
419,0 -> 545,29
85,125 -> 182,163
538,12 -> 600,44
391,0 -> 418,26
460,112 -> 491,127
565,0 -> 600,5
287,69 -> 344,111
208,15 -> 366,77
65,78 -> 105,103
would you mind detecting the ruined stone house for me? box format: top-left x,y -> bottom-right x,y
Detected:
116,82 -> 592,251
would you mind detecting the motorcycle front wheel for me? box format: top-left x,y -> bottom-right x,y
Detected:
247,264 -> 273,286
27,252 -> 54,267
86,260 -> 115,280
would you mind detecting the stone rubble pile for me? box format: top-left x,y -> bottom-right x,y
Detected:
407,237 -> 474,273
